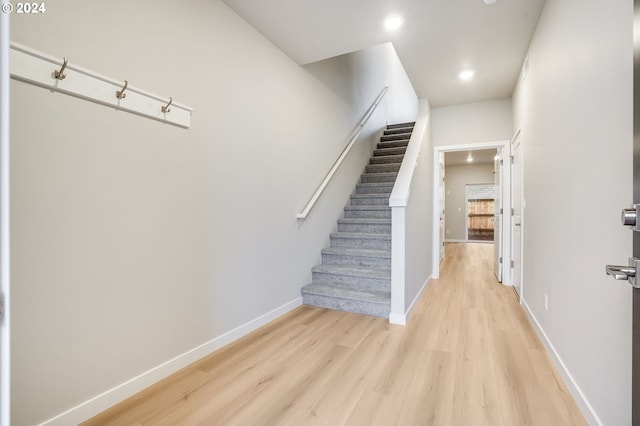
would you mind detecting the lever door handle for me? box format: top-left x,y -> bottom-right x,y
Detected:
606,265 -> 637,280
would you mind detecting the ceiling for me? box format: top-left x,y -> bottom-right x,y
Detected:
445,149 -> 497,166
222,0 -> 547,107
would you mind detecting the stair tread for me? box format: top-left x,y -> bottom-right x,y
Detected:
344,205 -> 391,210
376,141 -> 409,148
312,264 -> 390,278
321,247 -> 391,258
356,182 -> 394,187
387,122 -> 415,129
330,231 -> 391,240
338,218 -> 391,224
371,154 -> 405,161
361,172 -> 398,177
374,150 -> 406,157
367,162 -> 402,167
351,193 -> 390,199
302,283 -> 390,304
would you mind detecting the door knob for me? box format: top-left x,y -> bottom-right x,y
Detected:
621,205 -> 640,229
622,208 -> 637,226
606,258 -> 640,287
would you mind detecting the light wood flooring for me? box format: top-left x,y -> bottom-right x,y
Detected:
84,243 -> 586,425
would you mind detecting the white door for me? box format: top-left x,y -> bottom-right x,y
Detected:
511,132 -> 523,299
493,148 -> 503,282
438,154 -> 445,262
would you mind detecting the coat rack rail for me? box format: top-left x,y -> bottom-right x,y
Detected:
9,42 -> 192,128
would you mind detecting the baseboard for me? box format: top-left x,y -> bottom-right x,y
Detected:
41,297 -> 303,426
388,276 -> 431,326
445,239 -> 494,244
521,299 -> 602,426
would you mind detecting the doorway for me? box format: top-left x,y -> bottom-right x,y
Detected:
432,141 -> 511,283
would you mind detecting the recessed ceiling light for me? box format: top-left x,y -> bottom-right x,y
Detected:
459,69 -> 476,81
484,0 -> 497,4
384,15 -> 403,31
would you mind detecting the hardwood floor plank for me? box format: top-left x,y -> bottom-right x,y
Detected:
83,242 -> 586,426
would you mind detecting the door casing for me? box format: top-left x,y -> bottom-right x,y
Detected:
511,130 -> 523,301
0,9 -> 10,426
432,140 -> 511,282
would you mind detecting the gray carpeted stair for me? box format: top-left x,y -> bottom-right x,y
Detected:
301,122 -> 415,318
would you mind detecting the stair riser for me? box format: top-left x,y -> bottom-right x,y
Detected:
302,294 -> 389,318
381,134 -> 411,142
330,236 -> 391,251
344,209 -> 391,219
384,128 -> 414,136
322,253 -> 391,268
377,140 -> 409,149
312,271 -> 390,291
360,174 -> 397,184
365,164 -> 401,174
355,184 -> 394,194
370,155 -> 404,165
373,147 -> 407,157
338,222 -> 391,233
350,197 -> 389,206
387,122 -> 415,130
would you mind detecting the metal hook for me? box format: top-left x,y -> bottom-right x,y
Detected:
54,58 -> 68,80
161,97 -> 173,114
116,80 -> 128,99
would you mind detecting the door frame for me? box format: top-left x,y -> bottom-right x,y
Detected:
432,140 -> 511,282
1,10 -> 10,426
510,129 -> 524,302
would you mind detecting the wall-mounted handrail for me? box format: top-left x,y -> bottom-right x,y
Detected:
297,86 -> 388,220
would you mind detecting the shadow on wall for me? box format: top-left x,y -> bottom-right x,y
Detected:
303,42 -> 418,125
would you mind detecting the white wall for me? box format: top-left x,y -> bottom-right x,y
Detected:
513,0 -> 632,424
444,163 -> 495,241
8,1 -> 418,424
432,98 -> 513,147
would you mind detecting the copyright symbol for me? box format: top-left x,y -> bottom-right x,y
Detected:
1,3 -> 13,13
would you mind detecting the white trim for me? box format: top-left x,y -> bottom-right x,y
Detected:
39,297 -> 303,426
445,239 -> 494,244
10,42 -> 192,128
405,277 -> 431,322
389,277 -> 431,325
522,299 -> 602,426
0,11 -> 10,426
388,312 -> 406,325
510,129 -> 524,303
389,101 -> 430,207
433,141 -> 511,283
389,206 -> 405,324
389,100 -> 430,325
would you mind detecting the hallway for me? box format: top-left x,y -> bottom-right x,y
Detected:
84,243 -> 585,425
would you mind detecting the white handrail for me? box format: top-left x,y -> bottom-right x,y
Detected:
297,86 -> 388,220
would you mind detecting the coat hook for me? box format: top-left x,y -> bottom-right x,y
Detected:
54,58 -> 68,80
116,80 -> 128,99
161,97 -> 173,114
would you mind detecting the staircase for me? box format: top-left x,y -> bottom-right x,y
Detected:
301,122 -> 415,318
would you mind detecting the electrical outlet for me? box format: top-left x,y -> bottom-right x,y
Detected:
544,294 -> 548,311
